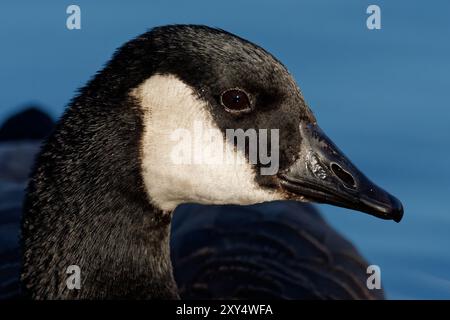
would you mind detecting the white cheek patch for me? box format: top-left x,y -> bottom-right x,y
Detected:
131,74 -> 282,211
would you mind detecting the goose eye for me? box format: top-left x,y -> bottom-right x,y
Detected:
220,89 -> 251,113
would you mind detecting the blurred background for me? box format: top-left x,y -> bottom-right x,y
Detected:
0,0 -> 449,299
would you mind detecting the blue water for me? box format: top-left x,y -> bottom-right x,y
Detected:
1,0 -> 449,299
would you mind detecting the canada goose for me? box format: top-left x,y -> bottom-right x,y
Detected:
0,110 -> 384,300
20,25 -> 403,299
0,133 -> 384,300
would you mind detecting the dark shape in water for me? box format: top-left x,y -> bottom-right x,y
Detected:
0,107 -> 54,142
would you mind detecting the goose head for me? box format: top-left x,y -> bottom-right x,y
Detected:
131,25 -> 403,222
22,25 -> 403,299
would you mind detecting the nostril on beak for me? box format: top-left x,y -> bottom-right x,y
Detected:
330,163 -> 356,189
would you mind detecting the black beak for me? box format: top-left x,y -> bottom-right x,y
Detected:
279,123 -> 404,222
